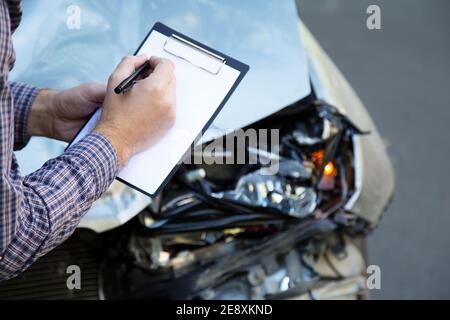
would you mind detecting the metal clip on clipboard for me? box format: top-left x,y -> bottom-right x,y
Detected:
163,34 -> 226,75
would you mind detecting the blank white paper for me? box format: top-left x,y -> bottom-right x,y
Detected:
70,30 -> 241,195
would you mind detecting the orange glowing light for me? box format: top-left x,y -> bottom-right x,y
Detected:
311,150 -> 325,167
323,162 -> 336,176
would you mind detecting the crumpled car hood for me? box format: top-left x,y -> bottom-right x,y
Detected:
12,0 -> 311,232
12,0 -> 310,137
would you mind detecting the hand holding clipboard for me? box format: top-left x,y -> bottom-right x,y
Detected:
69,22 -> 249,197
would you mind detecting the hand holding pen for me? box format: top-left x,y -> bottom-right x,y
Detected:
114,59 -> 152,94
94,55 -> 176,166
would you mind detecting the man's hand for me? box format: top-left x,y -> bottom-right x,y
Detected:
27,54 -> 176,168
94,55 -> 176,167
27,83 -> 106,142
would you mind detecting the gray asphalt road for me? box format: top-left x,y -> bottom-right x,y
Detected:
299,0 -> 450,299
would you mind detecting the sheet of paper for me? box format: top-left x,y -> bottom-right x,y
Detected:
70,30 -> 241,195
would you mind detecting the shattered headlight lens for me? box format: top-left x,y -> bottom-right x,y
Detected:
220,160 -> 317,218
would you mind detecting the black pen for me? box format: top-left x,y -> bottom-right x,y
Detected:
114,60 -> 152,94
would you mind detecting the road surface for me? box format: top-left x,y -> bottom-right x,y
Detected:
300,0 -> 450,299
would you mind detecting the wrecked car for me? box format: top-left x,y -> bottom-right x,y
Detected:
0,0 -> 394,300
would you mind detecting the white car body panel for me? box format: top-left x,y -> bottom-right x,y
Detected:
11,1 -> 393,232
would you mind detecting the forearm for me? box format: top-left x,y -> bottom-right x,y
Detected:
0,133 -> 119,281
25,89 -> 57,138
10,82 -> 60,148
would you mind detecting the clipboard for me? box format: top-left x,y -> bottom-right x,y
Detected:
68,22 -> 249,197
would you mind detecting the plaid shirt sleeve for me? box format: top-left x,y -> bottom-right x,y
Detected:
0,133 -> 119,281
0,0 -> 120,281
9,82 -> 40,150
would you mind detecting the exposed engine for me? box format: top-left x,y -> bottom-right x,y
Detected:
0,100 -> 371,300
94,100 -> 370,299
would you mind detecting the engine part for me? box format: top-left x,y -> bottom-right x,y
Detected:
231,164 -> 317,218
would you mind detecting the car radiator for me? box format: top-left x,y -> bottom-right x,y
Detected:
0,233 -> 100,300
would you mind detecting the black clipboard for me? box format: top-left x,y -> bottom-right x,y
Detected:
68,22 -> 249,197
